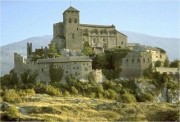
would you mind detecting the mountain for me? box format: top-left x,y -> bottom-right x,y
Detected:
0,35 -> 52,76
0,31 -> 179,76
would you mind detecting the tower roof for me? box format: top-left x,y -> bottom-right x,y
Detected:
63,6 -> 79,14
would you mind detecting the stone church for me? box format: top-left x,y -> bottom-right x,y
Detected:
52,6 -> 128,53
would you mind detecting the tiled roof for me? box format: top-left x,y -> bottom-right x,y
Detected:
63,6 -> 79,14
80,24 -> 114,28
37,56 -> 92,64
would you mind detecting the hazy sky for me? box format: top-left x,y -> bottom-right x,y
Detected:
1,0 -> 180,46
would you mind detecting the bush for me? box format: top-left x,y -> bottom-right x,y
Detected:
120,92 -> 136,103
4,89 -> 21,103
71,86 -> 78,95
45,85 -> 62,96
64,91 -> 71,97
18,89 -> 35,97
136,93 -> 154,102
6,105 -> 20,119
107,89 -> 117,100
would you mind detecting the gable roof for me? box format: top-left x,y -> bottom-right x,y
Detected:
63,6 -> 79,14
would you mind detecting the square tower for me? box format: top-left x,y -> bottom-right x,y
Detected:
63,6 -> 83,51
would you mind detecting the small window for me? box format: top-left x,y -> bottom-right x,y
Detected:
121,41 -> 124,45
126,59 -> 128,63
72,33 -> 74,39
77,67 -> 79,69
75,72 -> 78,76
93,38 -> 96,43
103,38 -> 106,43
66,71 -> 68,73
42,68 -> 44,72
69,18 -> 72,23
132,58 -> 134,63
73,67 -> 75,69
85,68 -> 88,71
137,58 -> 140,63
74,18 -> 77,23
143,58 -> 145,63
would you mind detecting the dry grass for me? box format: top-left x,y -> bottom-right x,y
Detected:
2,94 -> 179,121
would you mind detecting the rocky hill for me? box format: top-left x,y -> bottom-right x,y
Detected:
0,31 -> 179,76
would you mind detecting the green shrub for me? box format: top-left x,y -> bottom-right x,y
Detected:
89,92 -> 96,98
137,93 -> 154,102
6,105 -> 20,119
64,91 -> 71,97
18,89 -> 35,97
121,92 -> 136,103
4,89 -> 21,103
108,89 -> 117,100
45,85 -> 62,96
71,86 -> 78,95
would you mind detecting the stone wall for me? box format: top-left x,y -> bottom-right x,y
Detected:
52,7 -> 128,53
120,51 -> 152,78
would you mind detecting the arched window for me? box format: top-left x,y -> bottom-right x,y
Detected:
137,58 -> 140,63
69,18 -> 72,23
93,38 -> 96,43
103,38 -> 106,43
143,58 -> 145,63
132,58 -> 134,63
74,18 -> 77,23
126,59 -> 128,63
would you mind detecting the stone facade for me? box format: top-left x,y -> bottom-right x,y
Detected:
14,50 -> 92,82
52,6 -> 127,52
120,51 -> 152,78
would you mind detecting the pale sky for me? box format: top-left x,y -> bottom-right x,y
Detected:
1,0 -> 180,46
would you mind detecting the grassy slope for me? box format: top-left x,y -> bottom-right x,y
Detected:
2,94 -> 178,121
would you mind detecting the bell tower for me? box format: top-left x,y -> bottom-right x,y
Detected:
63,6 -> 82,51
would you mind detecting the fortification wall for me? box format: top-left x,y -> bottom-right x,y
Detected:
120,51 -> 152,78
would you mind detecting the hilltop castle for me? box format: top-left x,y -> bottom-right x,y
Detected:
14,6 -> 176,82
52,6 -> 127,53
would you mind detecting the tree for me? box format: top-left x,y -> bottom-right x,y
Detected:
48,42 -> 58,53
169,60 -> 179,68
88,72 -> 96,85
155,60 -> 162,67
20,70 -> 38,88
49,63 -> 63,83
163,58 -> 169,67
82,42 -> 94,56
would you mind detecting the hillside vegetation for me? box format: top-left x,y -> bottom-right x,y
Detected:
0,68 -> 179,121
1,94 -> 179,121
